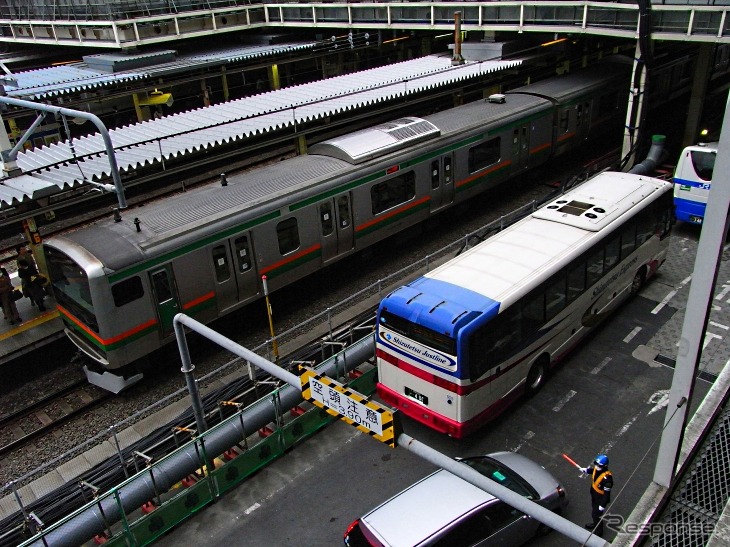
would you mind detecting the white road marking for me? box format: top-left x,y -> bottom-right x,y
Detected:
704,332 -> 722,349
623,327 -> 642,343
244,503 -> 261,515
715,283 -> 730,301
591,357 -> 611,375
709,321 -> 729,330
652,276 -> 691,314
511,430 -> 535,452
648,390 -> 669,416
552,390 -> 576,412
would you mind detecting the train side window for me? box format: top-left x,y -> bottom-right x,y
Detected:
212,245 -> 231,282
371,172 -> 416,215
337,196 -> 351,228
444,156 -> 452,184
468,137 -> 501,173
559,108 -> 569,134
320,202 -> 334,236
234,236 -> 252,273
431,160 -> 440,189
112,276 -> 144,307
277,217 -> 301,255
151,270 -> 173,302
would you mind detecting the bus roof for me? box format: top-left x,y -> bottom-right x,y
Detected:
391,172 -> 669,319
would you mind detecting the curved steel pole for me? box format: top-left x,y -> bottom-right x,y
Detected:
0,96 -> 127,209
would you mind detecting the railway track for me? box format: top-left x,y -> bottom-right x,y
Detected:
0,381 -> 110,458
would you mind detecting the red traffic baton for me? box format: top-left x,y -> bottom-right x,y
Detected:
562,453 -> 584,471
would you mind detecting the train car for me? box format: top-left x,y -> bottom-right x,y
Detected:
673,141 -> 717,225
375,172 -> 674,437
43,61 -> 632,392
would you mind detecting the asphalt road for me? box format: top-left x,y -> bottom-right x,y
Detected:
155,223 -> 724,546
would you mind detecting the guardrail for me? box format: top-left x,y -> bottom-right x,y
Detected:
0,2 -> 728,48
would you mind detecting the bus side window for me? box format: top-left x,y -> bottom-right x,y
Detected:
604,235 -> 621,272
620,223 -> 637,260
522,292 -> 545,335
636,210 -> 655,245
586,249 -> 604,287
545,276 -> 567,321
212,245 -> 230,282
567,262 -> 586,304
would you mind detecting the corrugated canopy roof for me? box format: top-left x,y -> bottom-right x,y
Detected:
0,55 -> 521,208
1,43 -> 316,99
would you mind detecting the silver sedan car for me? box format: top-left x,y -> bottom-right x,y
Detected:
344,451 -> 568,547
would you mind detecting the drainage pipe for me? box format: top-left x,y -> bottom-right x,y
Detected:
28,334 -> 375,546
629,134 -> 666,175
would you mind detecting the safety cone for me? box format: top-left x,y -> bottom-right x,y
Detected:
141,501 -> 157,514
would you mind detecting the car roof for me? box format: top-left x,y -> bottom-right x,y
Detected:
360,468 -> 494,546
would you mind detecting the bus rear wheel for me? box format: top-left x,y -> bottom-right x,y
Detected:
526,359 -> 547,396
630,268 -> 646,297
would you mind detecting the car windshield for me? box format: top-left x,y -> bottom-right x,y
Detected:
459,456 -> 538,500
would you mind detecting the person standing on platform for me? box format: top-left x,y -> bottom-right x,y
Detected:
0,267 -> 21,324
16,246 -> 46,311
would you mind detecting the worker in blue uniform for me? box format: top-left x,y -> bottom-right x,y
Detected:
583,453 -> 613,537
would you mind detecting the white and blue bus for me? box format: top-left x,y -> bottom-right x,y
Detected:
376,172 -> 674,438
673,142 -> 717,225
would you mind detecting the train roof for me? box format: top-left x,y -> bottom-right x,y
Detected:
53,154 -> 351,271
507,60 -> 631,102
385,172 -> 671,324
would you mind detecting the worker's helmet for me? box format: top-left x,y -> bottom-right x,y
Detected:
594,454 -> 609,467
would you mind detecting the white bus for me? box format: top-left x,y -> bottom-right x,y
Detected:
673,142 -> 717,225
376,172 -> 674,438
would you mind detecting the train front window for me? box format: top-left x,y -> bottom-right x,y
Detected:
44,246 -> 99,333
380,310 -> 456,356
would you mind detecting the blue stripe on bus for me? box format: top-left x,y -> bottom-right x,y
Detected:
382,278 -> 500,337
674,177 -> 711,190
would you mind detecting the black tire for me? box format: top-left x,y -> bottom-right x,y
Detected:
630,268 -> 646,297
525,359 -> 547,396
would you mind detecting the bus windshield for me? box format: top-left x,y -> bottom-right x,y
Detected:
45,246 -> 99,333
690,150 -> 715,181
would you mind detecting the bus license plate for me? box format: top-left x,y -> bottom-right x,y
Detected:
689,215 -> 703,224
405,387 -> 428,405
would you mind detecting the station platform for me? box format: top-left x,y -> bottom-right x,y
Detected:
0,276 -> 64,366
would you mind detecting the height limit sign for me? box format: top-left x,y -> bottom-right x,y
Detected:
299,366 -> 400,447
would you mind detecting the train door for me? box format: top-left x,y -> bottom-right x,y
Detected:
429,153 -> 454,213
576,101 -> 591,141
149,265 -> 181,338
319,194 -> 354,262
232,233 -> 259,300
513,124 -> 531,170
